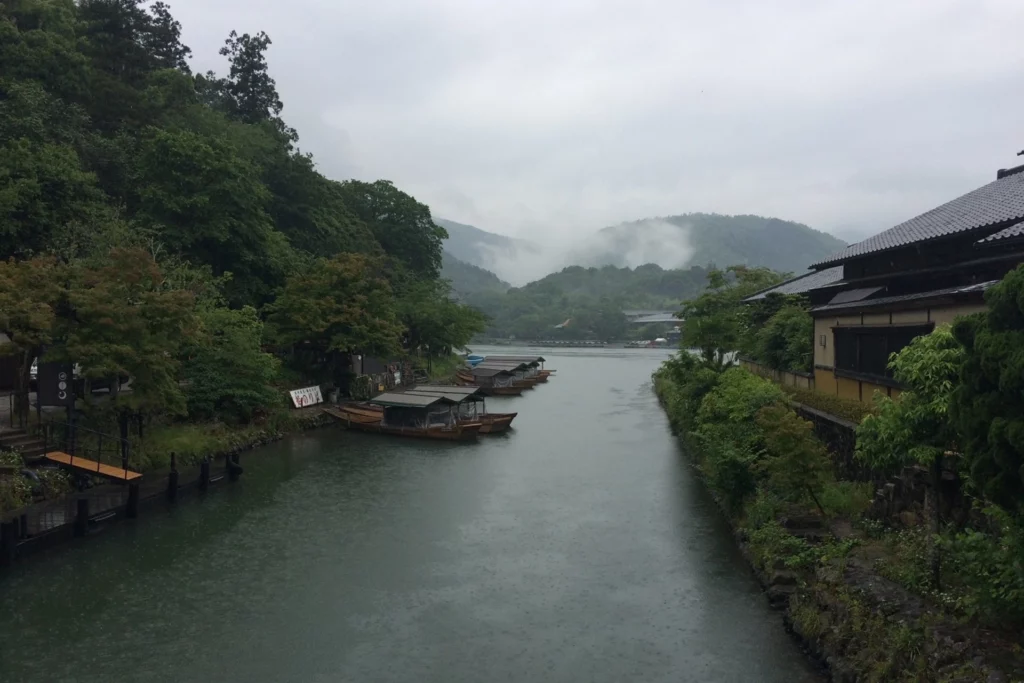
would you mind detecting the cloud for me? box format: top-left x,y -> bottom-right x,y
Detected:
168,0 -> 1024,244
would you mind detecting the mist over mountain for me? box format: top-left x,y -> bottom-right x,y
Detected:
441,250 -> 509,300
574,214 -> 846,275
438,213 -> 846,287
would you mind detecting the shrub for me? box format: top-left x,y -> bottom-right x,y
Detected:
779,384 -> 875,423
695,367 -> 783,451
818,481 -> 874,519
755,304 -> 813,373
756,402 -> 832,514
941,506 -> 1024,626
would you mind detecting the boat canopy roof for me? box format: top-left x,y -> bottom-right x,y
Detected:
475,361 -> 530,370
404,387 -> 483,403
470,367 -> 515,378
368,392 -> 457,408
408,384 -> 481,395
484,355 -> 545,364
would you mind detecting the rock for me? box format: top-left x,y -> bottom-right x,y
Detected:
987,671 -> 1008,683
898,510 -> 918,527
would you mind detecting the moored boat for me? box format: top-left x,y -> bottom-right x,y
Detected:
406,385 -> 518,434
455,367 -> 526,396
323,392 -> 481,441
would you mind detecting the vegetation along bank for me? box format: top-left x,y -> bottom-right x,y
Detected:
0,1 -> 485,535
655,264 -> 1024,682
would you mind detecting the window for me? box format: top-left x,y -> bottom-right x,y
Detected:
832,324 -> 934,382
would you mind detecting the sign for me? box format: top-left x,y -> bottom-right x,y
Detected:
289,385 -> 323,409
37,361 -> 75,407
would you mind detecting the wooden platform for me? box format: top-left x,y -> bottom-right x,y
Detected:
43,451 -> 143,482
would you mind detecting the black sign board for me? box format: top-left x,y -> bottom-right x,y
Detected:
37,361 -> 75,407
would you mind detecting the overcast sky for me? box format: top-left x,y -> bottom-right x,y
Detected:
171,0 -> 1024,244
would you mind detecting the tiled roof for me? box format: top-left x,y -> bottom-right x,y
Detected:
976,219 -> 1024,245
811,281 -> 996,314
744,266 -> 844,301
812,171 -> 1024,267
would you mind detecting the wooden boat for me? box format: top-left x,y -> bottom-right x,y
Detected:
322,393 -> 481,441
455,367 -> 527,396
482,356 -> 555,381
406,386 -> 518,434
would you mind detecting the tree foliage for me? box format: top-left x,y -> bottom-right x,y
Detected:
753,299 -> 814,373
183,305 -> 280,423
64,248 -> 196,424
680,266 -> 786,368
951,266 -> 1024,514
857,325 -> 962,472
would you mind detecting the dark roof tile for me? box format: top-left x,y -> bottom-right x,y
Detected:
744,266 -> 844,301
813,172 -> 1024,267
811,281 -> 996,314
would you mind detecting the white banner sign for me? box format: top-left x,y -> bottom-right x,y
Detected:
289,385 -> 323,409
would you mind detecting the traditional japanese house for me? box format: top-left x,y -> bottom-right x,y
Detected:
747,164 -> 1024,403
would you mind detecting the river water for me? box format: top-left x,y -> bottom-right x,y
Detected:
0,347 -> 817,683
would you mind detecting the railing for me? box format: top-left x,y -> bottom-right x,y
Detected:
39,419 -> 138,480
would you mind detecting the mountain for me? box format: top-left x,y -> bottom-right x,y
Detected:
436,219 -> 540,277
576,214 -> 846,276
462,263 -> 710,341
437,214 -> 846,286
441,250 -> 509,299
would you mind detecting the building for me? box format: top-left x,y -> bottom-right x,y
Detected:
747,163 -> 1024,403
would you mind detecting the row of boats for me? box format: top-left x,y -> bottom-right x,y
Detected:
322,355 -> 554,441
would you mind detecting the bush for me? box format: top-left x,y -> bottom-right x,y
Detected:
942,507 -> 1024,626
818,481 -> 874,519
756,402 -> 832,513
695,367 -> 783,450
779,384 -> 875,423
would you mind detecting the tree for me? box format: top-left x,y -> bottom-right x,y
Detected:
680,266 -> 785,368
266,253 -> 404,388
857,325 -> 963,586
0,257 -> 63,423
132,127 -> 290,306
951,265 -> 1024,515
339,180 -> 447,280
754,300 -> 813,372
183,305 -> 280,423
145,2 -> 191,72
756,403 -> 831,515
396,279 -> 487,364
218,30 -> 284,127
64,248 -> 195,448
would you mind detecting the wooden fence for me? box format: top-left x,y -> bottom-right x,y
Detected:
739,358 -> 814,391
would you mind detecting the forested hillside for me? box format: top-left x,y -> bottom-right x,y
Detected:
442,251 -> 509,299
0,0 -> 484,445
464,263 -> 712,340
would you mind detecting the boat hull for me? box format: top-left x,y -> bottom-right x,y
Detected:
478,412 -> 517,434
323,406 -> 481,441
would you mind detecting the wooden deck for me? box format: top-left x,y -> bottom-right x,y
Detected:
43,451 -> 143,482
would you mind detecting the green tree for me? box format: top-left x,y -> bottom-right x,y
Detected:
0,256 -> 62,423
951,265 -> 1024,515
754,300 -> 813,372
218,30 -> 285,128
132,127 -> 290,306
64,248 -> 196,448
267,253 -> 404,388
680,266 -> 785,368
339,180 -> 447,280
183,305 -> 281,423
756,403 -> 831,514
857,325 -> 963,586
396,279 -> 487,365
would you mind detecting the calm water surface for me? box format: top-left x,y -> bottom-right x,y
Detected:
0,347 -> 818,682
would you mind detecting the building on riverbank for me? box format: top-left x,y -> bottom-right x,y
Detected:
746,162 -> 1024,403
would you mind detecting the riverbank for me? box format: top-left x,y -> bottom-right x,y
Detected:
652,364 -> 1024,683
1,406 -> 334,569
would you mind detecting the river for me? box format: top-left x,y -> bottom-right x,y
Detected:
0,347 -> 817,683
